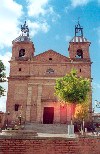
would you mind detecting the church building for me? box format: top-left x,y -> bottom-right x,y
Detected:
6,21 -> 92,124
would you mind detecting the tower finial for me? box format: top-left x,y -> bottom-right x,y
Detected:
75,18 -> 83,37
78,17 -> 80,25
21,20 -> 29,37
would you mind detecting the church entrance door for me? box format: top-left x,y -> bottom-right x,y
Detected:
43,107 -> 54,124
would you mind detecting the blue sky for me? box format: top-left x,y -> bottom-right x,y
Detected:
0,0 -> 100,113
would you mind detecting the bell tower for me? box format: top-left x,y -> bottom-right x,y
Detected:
11,21 -> 35,61
7,21 -> 35,123
68,21 -> 92,119
68,21 -> 91,60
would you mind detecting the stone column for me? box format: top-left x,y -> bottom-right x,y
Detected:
36,84 -> 42,123
26,86 -> 32,122
54,103 -> 60,123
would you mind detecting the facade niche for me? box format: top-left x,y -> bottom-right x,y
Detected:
19,68 -> 21,71
14,104 -> 19,111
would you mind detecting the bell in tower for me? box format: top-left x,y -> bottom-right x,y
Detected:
68,20 -> 91,60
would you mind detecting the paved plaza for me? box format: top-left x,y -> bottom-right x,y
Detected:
24,123 -> 68,134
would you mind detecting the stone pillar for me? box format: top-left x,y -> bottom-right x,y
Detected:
54,103 -> 60,123
26,86 -> 32,122
36,84 -> 42,123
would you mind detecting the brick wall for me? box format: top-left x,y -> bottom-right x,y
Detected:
7,40 -> 92,124
0,112 -> 5,128
0,137 -> 100,154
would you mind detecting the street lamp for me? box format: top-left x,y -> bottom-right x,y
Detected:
19,114 -> 22,125
95,100 -> 100,108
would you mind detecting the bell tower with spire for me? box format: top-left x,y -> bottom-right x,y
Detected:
11,21 -> 35,61
68,21 -> 92,117
68,21 -> 91,60
7,21 -> 35,123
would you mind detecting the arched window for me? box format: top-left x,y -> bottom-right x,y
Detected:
19,49 -> 25,57
46,68 -> 54,74
76,49 -> 83,59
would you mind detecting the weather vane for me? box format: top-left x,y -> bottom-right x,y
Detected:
78,17 -> 80,24
75,17 -> 83,37
21,19 -> 29,37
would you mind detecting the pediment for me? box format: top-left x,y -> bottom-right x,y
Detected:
32,50 -> 70,63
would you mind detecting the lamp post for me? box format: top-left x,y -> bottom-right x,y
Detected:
19,114 -> 21,125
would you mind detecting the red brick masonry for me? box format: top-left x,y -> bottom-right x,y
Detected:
0,137 -> 100,154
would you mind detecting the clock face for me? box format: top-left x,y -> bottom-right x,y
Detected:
19,49 -> 25,57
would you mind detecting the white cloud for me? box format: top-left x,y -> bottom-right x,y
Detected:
94,27 -> 100,44
27,0 -> 60,20
0,0 -> 23,48
26,0 -> 60,36
0,95 -> 6,112
55,35 -> 60,40
28,20 -> 50,37
93,82 -> 100,89
71,0 -> 91,7
0,0 -> 21,111
65,35 -> 71,42
98,29 -> 100,44
27,0 -> 49,17
64,6 -> 70,13
0,51 -> 11,112
0,52 -> 11,77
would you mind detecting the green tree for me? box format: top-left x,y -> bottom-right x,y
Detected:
55,69 -> 90,105
74,103 -> 89,122
0,60 -> 6,97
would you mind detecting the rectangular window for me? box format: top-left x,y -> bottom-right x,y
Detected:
15,104 -> 19,111
19,68 -> 21,71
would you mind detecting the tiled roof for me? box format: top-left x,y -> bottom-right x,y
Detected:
70,36 -> 90,43
13,35 -> 31,43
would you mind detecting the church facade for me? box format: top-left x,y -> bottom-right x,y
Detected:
6,21 -> 92,124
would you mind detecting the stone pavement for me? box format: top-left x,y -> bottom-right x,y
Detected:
37,133 -> 78,138
0,123 -> 99,139
24,123 -> 68,134
24,123 -> 100,137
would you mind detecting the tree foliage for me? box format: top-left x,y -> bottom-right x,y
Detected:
55,69 -> 90,104
74,103 -> 89,121
0,60 -> 6,97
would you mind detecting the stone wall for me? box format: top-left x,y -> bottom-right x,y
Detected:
0,137 -> 100,154
0,112 -> 5,128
